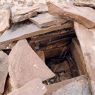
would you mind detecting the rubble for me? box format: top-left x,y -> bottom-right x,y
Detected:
0,1 -> 94,95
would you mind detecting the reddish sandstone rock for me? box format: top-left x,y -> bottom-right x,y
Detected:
8,78 -> 47,95
9,39 -> 55,88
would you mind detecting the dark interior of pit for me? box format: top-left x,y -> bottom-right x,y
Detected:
3,27 -> 87,87
28,28 -> 86,85
44,50 -> 80,85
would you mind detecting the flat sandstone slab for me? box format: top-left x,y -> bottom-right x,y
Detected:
74,22 -> 95,95
8,78 -> 47,95
45,75 -> 89,95
47,2 -> 95,28
0,21 -> 73,45
9,40 -> 55,88
30,13 -> 66,28
0,51 -> 8,94
52,76 -> 91,95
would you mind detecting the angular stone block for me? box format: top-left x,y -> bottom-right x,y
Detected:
9,40 -> 55,88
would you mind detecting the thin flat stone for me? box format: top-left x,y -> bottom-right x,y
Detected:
8,78 -> 47,95
45,75 -> 88,95
74,22 -> 95,94
9,39 -> 55,88
52,76 -> 91,95
0,21 -> 73,45
47,2 -> 95,28
30,13 -> 66,28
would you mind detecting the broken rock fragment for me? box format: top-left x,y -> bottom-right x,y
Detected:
52,76 -> 91,95
11,5 -> 38,23
9,39 -> 55,88
0,9 -> 10,33
45,76 -> 87,95
30,13 -> 66,28
8,78 -> 47,95
74,22 -> 95,94
0,51 -> 8,94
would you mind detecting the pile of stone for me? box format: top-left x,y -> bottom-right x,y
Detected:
0,1 -> 93,95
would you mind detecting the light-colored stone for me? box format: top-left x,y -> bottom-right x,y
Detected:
45,75 -> 89,95
74,22 -> 95,95
9,39 -> 55,88
11,5 -> 38,23
30,13 -> 66,28
0,20 -> 73,46
0,9 -> 10,33
8,78 -> 47,95
47,2 -> 95,28
0,51 -> 8,94
52,76 -> 91,95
